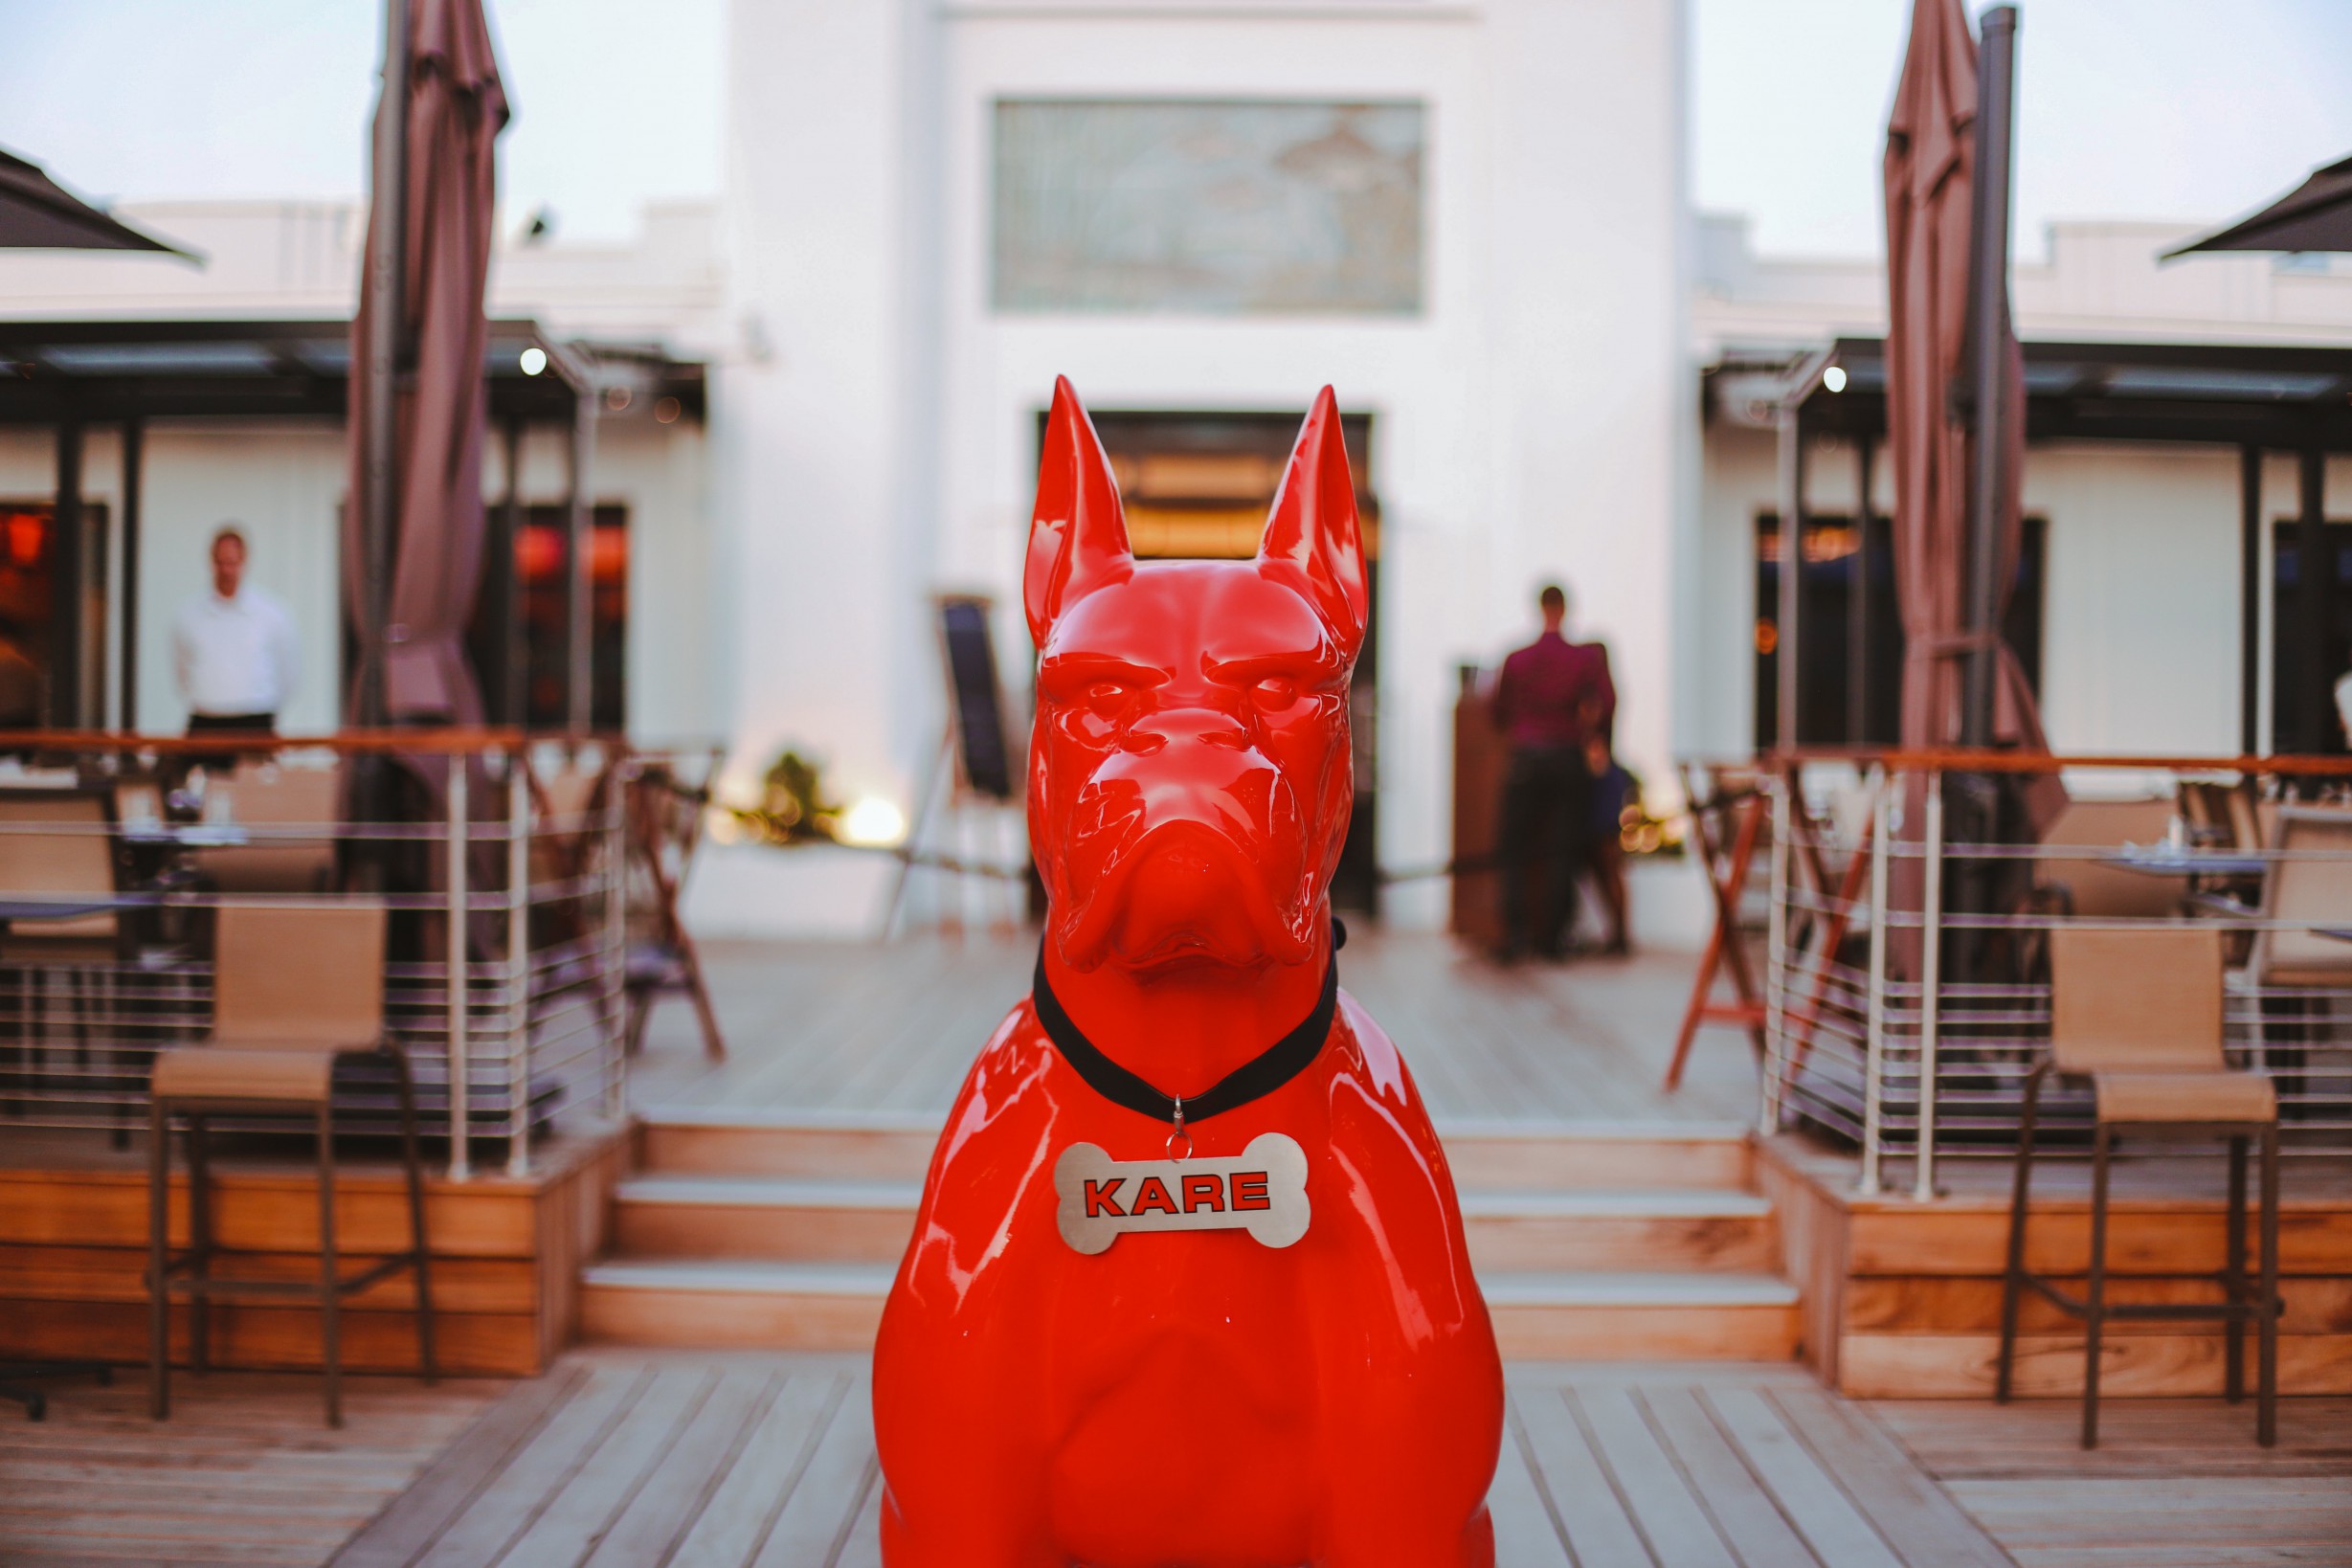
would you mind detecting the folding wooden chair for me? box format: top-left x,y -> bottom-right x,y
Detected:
624,759 -> 725,1060
1666,763 -> 1769,1090
1780,766 -> 1880,1075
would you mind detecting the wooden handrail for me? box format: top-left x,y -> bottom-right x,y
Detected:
1763,747 -> 2352,777
0,727 -> 611,755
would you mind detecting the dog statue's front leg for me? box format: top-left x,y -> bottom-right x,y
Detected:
1316,1503 -> 1497,1568
879,1488 -> 1064,1568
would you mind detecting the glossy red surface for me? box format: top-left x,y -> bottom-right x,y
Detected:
874,379 -> 1504,1566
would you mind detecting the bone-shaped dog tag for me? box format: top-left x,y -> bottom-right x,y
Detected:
1054,1132 -> 1310,1255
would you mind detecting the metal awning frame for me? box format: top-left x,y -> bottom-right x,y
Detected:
1719,335 -> 2352,756
0,317 -> 704,733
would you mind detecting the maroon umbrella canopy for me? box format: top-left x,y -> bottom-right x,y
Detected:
0,147 -> 192,255
2168,153 -> 2352,257
344,0 -> 510,728
1882,0 -> 2048,764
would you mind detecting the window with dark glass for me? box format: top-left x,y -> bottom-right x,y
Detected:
1753,511 -> 2044,749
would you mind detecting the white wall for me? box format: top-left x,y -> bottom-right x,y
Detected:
0,416 -> 714,740
1692,427 -> 2285,763
694,0 -> 1692,936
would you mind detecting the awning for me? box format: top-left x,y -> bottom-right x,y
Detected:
0,318 -> 706,426
1728,336 -> 2352,449
0,148 -> 194,258
2166,153 -> 2352,258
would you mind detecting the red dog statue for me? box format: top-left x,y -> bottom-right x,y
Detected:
873,379 -> 1504,1566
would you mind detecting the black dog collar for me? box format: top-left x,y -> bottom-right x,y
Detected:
1032,925 -> 1341,1130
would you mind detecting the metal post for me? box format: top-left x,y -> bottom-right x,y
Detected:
602,758 -> 627,1118
1760,772 -> 1793,1134
1915,773 -> 1945,1201
1849,437 -> 1875,744
504,754 -> 530,1176
1961,5 -> 2019,749
1860,773 -> 1893,1197
497,418 -> 525,726
566,388 -> 595,735
1774,407 -> 1805,750
2296,439 -> 2329,755
50,421 -> 85,729
444,757 -> 470,1181
2241,445 -> 2263,757
119,420 -> 143,731
359,0 -> 411,730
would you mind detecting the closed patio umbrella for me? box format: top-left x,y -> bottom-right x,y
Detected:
1881,0 -> 2060,994
344,0 -> 509,733
1883,0 -> 2048,768
2167,153 -> 2352,258
0,147 -> 192,255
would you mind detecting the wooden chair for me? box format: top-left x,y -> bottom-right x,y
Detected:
0,791 -> 131,1135
1997,926 -> 2279,1448
146,902 -> 434,1428
2229,805 -> 2352,1109
1665,763 -> 1768,1090
191,759 -> 342,893
624,762 -> 725,1059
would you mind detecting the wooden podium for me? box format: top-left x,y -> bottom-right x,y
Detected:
1449,680 -> 1508,951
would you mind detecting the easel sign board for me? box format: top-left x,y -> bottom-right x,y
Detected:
937,594 -> 1015,800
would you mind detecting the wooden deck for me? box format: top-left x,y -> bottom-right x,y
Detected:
630,930 -> 1761,1125
14,1352 -> 2345,1566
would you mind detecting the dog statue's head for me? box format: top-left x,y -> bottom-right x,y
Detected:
1024,378 -> 1367,977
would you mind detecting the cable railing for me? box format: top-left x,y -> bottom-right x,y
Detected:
1759,749 -> 2352,1195
0,728 -> 635,1180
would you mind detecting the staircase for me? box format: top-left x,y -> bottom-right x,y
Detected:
579,1109 -> 1800,1360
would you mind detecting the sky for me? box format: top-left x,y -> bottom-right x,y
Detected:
1,0 -> 2349,258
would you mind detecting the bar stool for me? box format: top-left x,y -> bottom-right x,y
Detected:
1997,926 -> 2280,1448
147,902 -> 435,1427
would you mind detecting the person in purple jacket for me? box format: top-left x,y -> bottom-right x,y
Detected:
1491,583 -> 1615,960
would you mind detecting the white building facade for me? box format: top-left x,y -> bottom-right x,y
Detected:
3,1 -> 2348,941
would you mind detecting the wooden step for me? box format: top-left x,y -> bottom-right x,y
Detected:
610,1176 -> 919,1261
634,1109 -> 941,1179
1482,1271 -> 1802,1361
1437,1120 -> 1754,1192
579,1258 -> 1799,1361
609,1175 -> 1778,1273
578,1260 -> 892,1352
1460,1190 -> 1778,1273
634,1109 -> 1756,1193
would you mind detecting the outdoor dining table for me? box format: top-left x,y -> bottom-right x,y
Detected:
0,892 -> 163,922
2104,843 -> 2269,878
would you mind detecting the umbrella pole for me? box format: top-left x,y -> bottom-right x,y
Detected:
359,0 -> 411,734
119,420 -> 142,731
1960,4 -> 2018,750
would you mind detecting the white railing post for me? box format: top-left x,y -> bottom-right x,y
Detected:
603,760 -> 628,1119
1760,769 -> 1793,1135
1914,770 -> 1944,1202
445,756 -> 471,1182
1860,770 -> 1893,1198
505,753 -> 531,1177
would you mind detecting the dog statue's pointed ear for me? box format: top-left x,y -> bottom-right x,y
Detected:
1025,376 -> 1133,647
1259,386 -> 1368,662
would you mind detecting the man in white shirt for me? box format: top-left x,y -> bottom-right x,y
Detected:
172,526 -> 299,736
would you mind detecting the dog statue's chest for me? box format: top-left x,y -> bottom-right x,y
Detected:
1037,1208 -> 1325,1563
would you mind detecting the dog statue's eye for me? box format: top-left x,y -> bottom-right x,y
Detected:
1251,677 -> 1301,712
1085,681 -> 1131,717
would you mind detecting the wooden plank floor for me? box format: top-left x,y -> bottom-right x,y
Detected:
13,1352 -> 2348,1566
0,1368 -> 507,1567
631,930 -> 1760,1126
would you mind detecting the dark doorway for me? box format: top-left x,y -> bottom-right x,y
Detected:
0,499 -> 108,729
1754,510 -> 2045,749
1035,409 -> 1383,915
2269,517 -> 2352,755
464,503 -> 628,729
